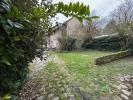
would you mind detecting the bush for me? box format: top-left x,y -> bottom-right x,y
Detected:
59,36 -> 77,51
0,0 -> 45,97
82,34 -> 133,51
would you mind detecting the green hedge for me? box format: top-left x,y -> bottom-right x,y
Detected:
0,0 -> 44,97
82,35 -> 133,51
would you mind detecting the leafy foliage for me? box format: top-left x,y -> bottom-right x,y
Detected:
0,1 -> 31,97
59,36 -> 77,51
82,35 -> 133,51
56,2 -> 92,22
0,0 -> 94,98
111,0 -> 133,50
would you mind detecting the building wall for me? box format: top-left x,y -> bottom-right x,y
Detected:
66,18 -> 89,48
47,18 -> 89,49
47,29 -> 62,49
67,18 -> 88,40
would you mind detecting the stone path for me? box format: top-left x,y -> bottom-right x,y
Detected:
19,54 -> 75,100
29,51 -> 52,74
113,75 -> 133,100
19,53 -> 91,100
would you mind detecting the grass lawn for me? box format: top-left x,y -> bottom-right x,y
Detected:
55,50 -> 133,99
35,50 -> 133,100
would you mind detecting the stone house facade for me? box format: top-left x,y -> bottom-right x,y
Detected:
47,17 -> 90,50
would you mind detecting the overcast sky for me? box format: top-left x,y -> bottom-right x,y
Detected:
52,0 -> 121,23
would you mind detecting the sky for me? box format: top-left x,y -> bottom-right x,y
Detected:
52,0 -> 121,23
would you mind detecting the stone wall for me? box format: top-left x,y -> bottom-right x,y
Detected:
48,18 -> 90,49
95,50 -> 132,65
47,29 -> 62,49
67,18 -> 87,41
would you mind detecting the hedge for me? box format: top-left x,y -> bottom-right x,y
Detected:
0,0 -> 44,97
82,34 -> 133,51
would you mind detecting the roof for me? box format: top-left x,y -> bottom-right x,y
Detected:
47,17 -> 73,35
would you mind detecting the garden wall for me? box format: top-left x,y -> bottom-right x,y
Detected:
95,50 -> 132,65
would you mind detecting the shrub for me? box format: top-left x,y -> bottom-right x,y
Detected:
0,0 -> 48,97
82,34 -> 133,51
0,0 -> 39,96
59,36 -> 77,51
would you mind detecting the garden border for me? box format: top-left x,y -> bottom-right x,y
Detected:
95,50 -> 133,65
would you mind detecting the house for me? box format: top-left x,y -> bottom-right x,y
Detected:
47,17 -> 90,50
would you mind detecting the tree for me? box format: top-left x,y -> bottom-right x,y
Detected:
103,19 -> 116,34
83,10 -> 100,41
112,0 -> 133,50
0,0 -> 96,98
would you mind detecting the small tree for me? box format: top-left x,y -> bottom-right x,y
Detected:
112,0 -> 133,50
83,10 -> 100,41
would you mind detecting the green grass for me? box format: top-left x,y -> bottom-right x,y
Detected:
56,50 -> 133,99
35,50 -> 133,99
36,62 -> 71,99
